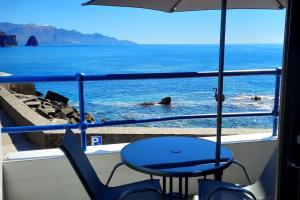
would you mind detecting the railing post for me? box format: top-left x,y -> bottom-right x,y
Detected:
76,73 -> 87,151
272,68 -> 281,136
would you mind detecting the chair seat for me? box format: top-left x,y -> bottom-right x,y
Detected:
244,181 -> 269,200
198,179 -> 254,200
108,179 -> 164,200
198,148 -> 277,200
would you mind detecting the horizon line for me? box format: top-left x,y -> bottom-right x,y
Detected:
138,43 -> 283,45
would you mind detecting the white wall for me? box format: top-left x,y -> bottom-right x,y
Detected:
1,118 -> 4,200
3,134 -> 277,200
1,136 -> 3,200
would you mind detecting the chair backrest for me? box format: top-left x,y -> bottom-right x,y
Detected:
60,128 -> 105,200
257,147 -> 278,200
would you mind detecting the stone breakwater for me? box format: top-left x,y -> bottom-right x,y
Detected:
9,90 -> 95,124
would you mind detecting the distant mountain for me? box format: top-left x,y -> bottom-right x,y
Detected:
0,22 -> 136,45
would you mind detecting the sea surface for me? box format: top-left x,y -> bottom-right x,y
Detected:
0,44 -> 283,128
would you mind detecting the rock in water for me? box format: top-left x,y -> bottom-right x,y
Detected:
252,96 -> 262,101
0,31 -> 17,47
158,97 -> 172,106
140,96 -> 172,106
25,35 -> 38,46
85,113 -> 95,123
139,102 -> 155,106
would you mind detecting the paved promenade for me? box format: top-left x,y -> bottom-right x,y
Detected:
92,126 -> 271,136
1,110 -> 37,156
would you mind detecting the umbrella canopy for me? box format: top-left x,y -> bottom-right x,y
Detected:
81,0 -> 286,176
82,0 -> 286,12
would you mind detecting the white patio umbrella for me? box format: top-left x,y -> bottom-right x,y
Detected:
82,0 -> 286,12
82,0 -> 286,178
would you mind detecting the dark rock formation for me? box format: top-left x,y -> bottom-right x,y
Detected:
12,90 -> 95,124
85,113 -> 95,123
36,105 -> 56,119
252,96 -> 262,101
0,31 -> 17,47
139,102 -> 156,106
35,90 -> 44,96
25,35 -> 38,46
10,83 -> 36,95
45,90 -> 69,104
140,97 -> 172,106
158,97 -> 172,106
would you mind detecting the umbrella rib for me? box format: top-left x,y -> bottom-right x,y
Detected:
275,0 -> 284,9
81,0 -> 94,6
170,0 -> 183,12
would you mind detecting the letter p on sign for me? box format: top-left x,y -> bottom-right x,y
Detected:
91,136 -> 102,146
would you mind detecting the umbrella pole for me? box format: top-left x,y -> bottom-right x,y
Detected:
215,0 -> 227,181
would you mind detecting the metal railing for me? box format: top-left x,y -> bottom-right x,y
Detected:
0,68 -> 282,151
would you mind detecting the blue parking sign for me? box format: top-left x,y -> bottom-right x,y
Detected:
91,136 -> 102,146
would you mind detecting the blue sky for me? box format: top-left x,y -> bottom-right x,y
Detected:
0,0 -> 286,44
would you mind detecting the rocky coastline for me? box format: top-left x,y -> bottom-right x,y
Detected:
0,31 -> 17,47
7,85 -> 95,124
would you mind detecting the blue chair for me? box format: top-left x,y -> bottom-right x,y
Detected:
60,128 -> 164,200
198,149 -> 277,200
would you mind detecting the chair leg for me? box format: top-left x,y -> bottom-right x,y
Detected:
163,176 -> 166,194
232,160 -> 252,184
106,162 -> 125,186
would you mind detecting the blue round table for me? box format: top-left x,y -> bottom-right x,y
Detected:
121,136 -> 233,199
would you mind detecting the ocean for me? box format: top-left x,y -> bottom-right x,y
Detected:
0,44 -> 283,128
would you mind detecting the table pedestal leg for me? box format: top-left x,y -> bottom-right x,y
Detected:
179,177 -> 182,200
163,176 -> 166,194
169,177 -> 173,194
185,177 -> 188,199
214,170 -> 223,181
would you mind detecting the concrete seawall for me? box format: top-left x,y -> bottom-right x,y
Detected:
0,113 -> 3,200
0,86 -> 51,148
